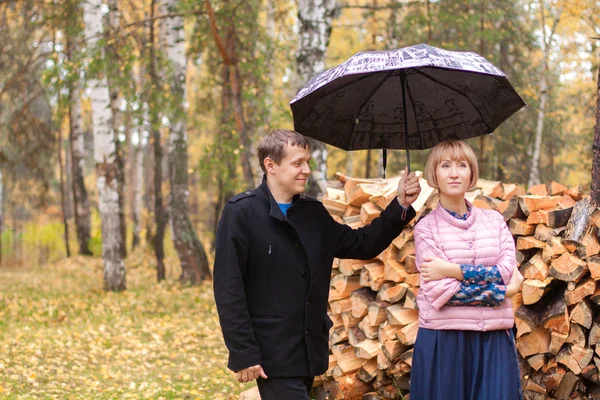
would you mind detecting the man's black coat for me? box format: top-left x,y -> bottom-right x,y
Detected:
213,178 -> 416,378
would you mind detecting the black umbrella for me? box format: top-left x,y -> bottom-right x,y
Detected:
290,43 -> 526,177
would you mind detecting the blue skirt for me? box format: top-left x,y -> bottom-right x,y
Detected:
410,328 -> 522,400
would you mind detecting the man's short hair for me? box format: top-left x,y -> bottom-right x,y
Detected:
257,129 -> 310,174
423,140 -> 479,190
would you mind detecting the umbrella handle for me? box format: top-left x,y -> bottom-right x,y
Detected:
401,70 -> 411,174
382,149 -> 387,178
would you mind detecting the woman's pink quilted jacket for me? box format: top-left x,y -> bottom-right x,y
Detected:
413,201 -> 516,331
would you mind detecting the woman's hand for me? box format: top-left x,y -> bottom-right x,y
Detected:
420,256 -> 463,282
505,269 -> 524,298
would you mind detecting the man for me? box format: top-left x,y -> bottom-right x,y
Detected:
213,129 -> 421,399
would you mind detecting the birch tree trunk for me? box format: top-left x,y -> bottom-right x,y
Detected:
591,60 -> 600,206
296,0 -> 336,196
58,125 -> 71,258
106,0 -> 127,257
67,35 -> 91,256
149,0 -> 166,281
528,3 -> 562,187
83,0 -> 126,291
160,0 -> 211,283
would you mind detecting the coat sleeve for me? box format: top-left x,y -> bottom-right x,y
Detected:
414,219 -> 462,311
331,198 -> 416,260
213,203 -> 262,372
494,212 -> 517,285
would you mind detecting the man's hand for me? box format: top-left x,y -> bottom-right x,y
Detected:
235,364 -> 268,383
420,256 -> 462,282
397,167 -> 421,209
505,269 -> 524,298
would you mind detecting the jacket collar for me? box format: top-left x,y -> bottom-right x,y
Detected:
256,175 -> 303,221
433,199 -> 477,229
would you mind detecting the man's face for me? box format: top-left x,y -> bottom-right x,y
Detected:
267,144 -> 311,198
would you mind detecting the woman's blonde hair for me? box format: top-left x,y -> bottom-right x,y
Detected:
423,140 -> 479,190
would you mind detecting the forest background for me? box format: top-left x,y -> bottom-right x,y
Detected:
1,0 -> 600,398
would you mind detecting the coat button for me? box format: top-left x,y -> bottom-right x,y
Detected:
468,242 -> 474,249
306,301 -> 310,306
301,271 -> 307,278
295,243 -> 301,250
305,329 -> 309,334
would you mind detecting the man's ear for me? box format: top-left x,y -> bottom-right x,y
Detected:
264,157 -> 275,173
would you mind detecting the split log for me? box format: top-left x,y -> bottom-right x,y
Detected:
330,298 -> 353,314
549,253 -> 588,282
351,288 -> 377,319
547,181 -> 568,196
391,230 -> 413,251
360,202 -> 382,225
516,327 -> 551,357
376,352 -> 390,371
515,304 -> 543,337
367,301 -> 390,327
331,342 -> 364,374
377,321 -> 401,344
403,287 -> 419,310
554,371 -> 578,400
571,344 -> 594,369
590,318 -> 600,346
358,316 -> 379,340
334,375 -> 372,400
376,282 -> 408,304
330,326 -> 349,345
590,256 -> 600,280
348,325 -> 367,346
405,255 -> 417,274
403,273 -> 420,287
542,289 -> 569,334
564,198 -> 595,250
542,236 -> 567,263
556,346 -> 582,374
510,218 -> 536,236
565,278 -> 595,305
386,305 -> 419,326
499,196 -> 525,221
360,261 -> 386,291
591,284 -> 600,306
517,236 -> 546,251
381,339 -> 408,361
520,250 -> 549,280
566,323 -> 586,348
502,183 -> 527,200
395,321 -> 419,346
518,195 -> 562,216
575,227 -> 600,259
477,179 -> 504,198
549,330 -> 568,355
383,260 -> 406,283
527,354 -> 546,371
582,364 -> 600,385
541,365 -> 567,392
331,275 -> 361,297
355,339 -> 381,359
344,206 -> 360,218
376,245 -> 398,263
570,300 -> 592,329
565,186 -> 583,201
357,358 -> 378,383
526,207 -> 573,228
522,278 -> 552,305
341,312 -> 362,331
472,194 -> 500,209
534,224 -> 556,242
529,183 -> 549,196
397,241 -> 415,263
339,259 -> 367,276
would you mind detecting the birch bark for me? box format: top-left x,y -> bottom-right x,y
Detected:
83,0 -> 126,291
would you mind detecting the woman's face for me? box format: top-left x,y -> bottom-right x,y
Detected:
435,157 -> 472,198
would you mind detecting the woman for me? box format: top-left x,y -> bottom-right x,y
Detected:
411,140 -> 523,399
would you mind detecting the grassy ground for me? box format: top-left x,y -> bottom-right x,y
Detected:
0,251 -> 255,399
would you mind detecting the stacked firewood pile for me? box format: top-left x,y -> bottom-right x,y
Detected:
310,172 -> 600,400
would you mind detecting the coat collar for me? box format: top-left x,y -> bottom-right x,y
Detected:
256,175 -> 305,221
433,199 -> 477,229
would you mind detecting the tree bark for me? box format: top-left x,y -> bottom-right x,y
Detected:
160,0 -> 211,284
66,31 -> 91,256
58,125 -> 71,258
106,0 -> 127,258
592,60 -> 600,206
83,0 -> 126,291
149,0 -> 166,282
205,0 -> 255,186
296,0 -> 336,196
0,170 -> 4,265
528,2 -> 562,187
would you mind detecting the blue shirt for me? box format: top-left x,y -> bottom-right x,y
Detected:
278,203 -> 293,216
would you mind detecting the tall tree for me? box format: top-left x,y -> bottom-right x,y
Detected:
528,1 -> 562,187
296,0 -> 336,195
83,0 -> 126,291
148,0 -> 167,281
160,0 -> 211,283
65,6 -> 91,256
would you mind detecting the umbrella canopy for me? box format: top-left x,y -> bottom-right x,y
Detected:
290,44 -> 526,156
